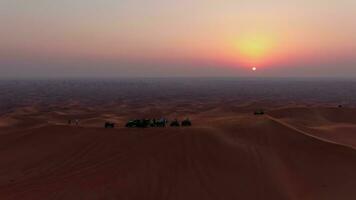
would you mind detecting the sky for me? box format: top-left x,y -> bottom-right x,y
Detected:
1,0 -> 356,78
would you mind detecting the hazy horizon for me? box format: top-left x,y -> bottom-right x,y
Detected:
1,0 -> 356,78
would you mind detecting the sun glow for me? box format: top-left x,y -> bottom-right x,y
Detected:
240,38 -> 268,57
230,33 -> 276,67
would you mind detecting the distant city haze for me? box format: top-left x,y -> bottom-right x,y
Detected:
1,0 -> 356,78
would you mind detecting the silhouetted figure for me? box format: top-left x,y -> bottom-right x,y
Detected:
170,119 -> 180,127
181,118 -> 192,127
75,119 -> 79,125
105,122 -> 115,128
254,110 -> 265,115
150,119 -> 157,127
68,119 -> 72,125
156,118 -> 167,127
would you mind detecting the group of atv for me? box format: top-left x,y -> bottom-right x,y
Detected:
104,109 -> 266,129
125,118 -> 192,128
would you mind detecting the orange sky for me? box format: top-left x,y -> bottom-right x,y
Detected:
1,0 -> 356,77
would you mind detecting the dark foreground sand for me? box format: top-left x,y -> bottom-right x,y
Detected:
1,104 -> 356,200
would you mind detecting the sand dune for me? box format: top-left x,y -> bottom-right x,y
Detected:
1,105 -> 356,200
269,107 -> 356,148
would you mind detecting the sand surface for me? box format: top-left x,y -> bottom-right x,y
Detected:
0,103 -> 356,200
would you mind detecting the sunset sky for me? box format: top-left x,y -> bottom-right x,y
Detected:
1,0 -> 356,78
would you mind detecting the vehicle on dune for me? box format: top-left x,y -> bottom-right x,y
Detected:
126,119 -> 151,128
105,122 -> 115,128
150,118 -> 168,127
181,118 -> 192,126
254,110 -> 265,115
170,119 -> 180,127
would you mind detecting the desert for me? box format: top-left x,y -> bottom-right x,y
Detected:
1,79 -> 356,199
